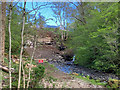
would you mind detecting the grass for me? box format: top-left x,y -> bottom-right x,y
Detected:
48,76 -> 57,83
45,62 -> 59,71
72,75 -> 107,87
73,74 -> 120,88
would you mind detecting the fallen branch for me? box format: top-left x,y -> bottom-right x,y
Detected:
0,64 -> 14,73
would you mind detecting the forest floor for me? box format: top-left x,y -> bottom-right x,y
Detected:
25,45 -> 104,88
39,62 -> 104,88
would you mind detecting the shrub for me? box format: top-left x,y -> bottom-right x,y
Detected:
30,65 -> 45,88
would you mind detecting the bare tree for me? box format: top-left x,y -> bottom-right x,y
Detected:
68,1 -> 87,25
8,1 -> 13,88
18,0 -> 26,88
1,1 -> 6,63
0,2 -> 3,89
6,0 -> 21,88
17,1 -> 48,88
27,34 -> 37,88
52,2 -> 67,41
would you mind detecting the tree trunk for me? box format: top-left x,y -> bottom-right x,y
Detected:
8,3 -> 12,88
0,2 -> 2,88
27,35 -> 37,88
66,30 -> 68,40
18,1 -> 26,88
1,1 -> 6,63
61,31 -> 64,40
22,62 -> 25,88
117,1 -> 120,68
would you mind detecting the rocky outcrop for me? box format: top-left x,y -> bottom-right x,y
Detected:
37,37 -> 53,45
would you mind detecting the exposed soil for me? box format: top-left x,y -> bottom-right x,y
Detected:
25,45 -> 60,59
25,45 -> 104,88
39,63 -> 103,88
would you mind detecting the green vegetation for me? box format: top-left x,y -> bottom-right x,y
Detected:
30,65 -> 45,88
3,1 -> 120,88
5,7 -> 22,54
66,2 -> 120,75
3,57 -> 45,88
73,74 -> 120,88
73,75 -> 107,87
47,76 -> 57,83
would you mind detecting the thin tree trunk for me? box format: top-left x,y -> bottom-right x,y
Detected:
2,1 -> 6,63
27,35 -> 37,88
8,3 -> 12,88
0,3 -> 2,88
61,31 -> 64,40
22,62 -> 25,88
66,30 -> 68,40
18,1 -> 26,88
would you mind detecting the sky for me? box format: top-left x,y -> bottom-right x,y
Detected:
16,1 -> 77,27
23,2 -> 60,26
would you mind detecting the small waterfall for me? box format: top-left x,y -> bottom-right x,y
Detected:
72,55 -> 75,62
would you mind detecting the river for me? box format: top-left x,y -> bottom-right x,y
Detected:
48,59 -> 119,83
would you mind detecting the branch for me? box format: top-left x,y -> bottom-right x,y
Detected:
27,4 -> 48,14
32,0 -> 34,10
72,16 -> 85,24
0,64 -> 15,73
30,8 -> 39,22
13,0 -> 21,8
69,2 -> 79,10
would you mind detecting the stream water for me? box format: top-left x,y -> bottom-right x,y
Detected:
48,55 -> 119,82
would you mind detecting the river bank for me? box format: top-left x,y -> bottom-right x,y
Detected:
47,59 -> 119,83
39,62 -> 104,88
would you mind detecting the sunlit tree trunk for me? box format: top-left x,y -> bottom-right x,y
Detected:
27,35 -> 37,88
8,2 -> 12,88
18,0 -> 26,88
61,31 -> 64,40
22,62 -> 25,88
0,2 -> 2,89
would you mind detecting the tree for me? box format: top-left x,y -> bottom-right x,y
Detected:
18,0 -> 26,88
18,1 -> 48,88
52,2 -> 69,41
8,1 -> 13,88
0,2 -> 3,88
27,28 -> 37,88
1,1 -> 6,63
67,2 -> 119,74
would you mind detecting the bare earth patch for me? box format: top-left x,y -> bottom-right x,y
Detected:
40,63 -> 103,88
25,46 -> 104,88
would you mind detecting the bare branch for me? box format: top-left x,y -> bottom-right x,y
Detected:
72,16 -> 85,24
69,2 -> 79,10
13,0 -> 21,8
32,0 -> 34,10
27,4 -> 48,14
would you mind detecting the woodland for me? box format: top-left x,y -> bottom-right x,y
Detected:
0,1 -> 120,88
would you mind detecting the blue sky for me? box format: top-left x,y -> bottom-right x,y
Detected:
17,2 -> 76,27
24,2 -> 59,26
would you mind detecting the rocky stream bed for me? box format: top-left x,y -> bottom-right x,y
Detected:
47,56 -> 119,83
